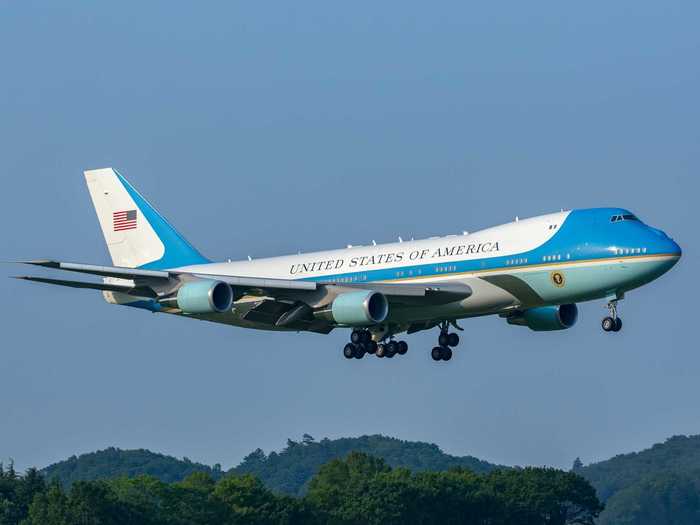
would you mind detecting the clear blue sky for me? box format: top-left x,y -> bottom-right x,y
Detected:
1,1 -> 698,472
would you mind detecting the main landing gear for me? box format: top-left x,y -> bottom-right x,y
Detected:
431,321 -> 460,362
602,300 -> 623,333
343,330 -> 408,360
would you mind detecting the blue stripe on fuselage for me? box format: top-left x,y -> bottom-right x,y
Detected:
300,208 -> 680,284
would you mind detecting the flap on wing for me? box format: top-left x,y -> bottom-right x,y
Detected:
190,273 -> 317,292
325,281 -> 472,305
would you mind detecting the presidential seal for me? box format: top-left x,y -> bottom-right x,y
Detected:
550,271 -> 565,288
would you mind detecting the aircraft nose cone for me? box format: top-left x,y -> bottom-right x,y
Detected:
669,239 -> 682,258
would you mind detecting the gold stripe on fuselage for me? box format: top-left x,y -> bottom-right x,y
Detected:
368,253 -> 681,285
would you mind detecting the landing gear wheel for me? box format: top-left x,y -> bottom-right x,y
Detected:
343,344 -> 355,359
613,317 -> 623,332
397,341 -> 408,355
350,331 -> 362,344
447,333 -> 459,347
602,317 -> 615,332
431,347 -> 443,361
438,333 -> 450,347
367,340 -> 378,354
441,347 -> 453,361
376,344 -> 386,358
385,341 -> 398,358
353,345 -> 366,359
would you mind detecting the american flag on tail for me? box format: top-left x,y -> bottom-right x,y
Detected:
113,209 -> 137,231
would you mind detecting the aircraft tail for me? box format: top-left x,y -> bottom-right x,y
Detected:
83,168 -> 210,270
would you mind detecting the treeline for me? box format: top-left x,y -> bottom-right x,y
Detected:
2,452 -> 601,525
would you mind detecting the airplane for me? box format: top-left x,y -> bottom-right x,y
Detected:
15,168 -> 682,362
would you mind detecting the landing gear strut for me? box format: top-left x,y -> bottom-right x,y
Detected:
602,300 -> 623,333
432,321 -> 460,362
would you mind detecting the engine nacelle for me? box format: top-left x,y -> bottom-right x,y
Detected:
316,290 -> 389,326
507,304 -> 578,331
176,280 -> 233,314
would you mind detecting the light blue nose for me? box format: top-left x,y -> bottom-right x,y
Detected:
669,238 -> 682,258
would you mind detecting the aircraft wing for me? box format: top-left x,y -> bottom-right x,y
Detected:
17,260 -> 472,304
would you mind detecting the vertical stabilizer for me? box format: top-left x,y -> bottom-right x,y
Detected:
84,168 -> 209,269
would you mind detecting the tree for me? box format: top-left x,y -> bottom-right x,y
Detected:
24,481 -> 71,525
484,468 -> 603,525
214,474 -> 310,525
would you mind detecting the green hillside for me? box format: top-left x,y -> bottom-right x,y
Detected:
577,435 -> 700,524
39,435 -> 499,495
41,447 -> 222,486
232,434 -> 501,496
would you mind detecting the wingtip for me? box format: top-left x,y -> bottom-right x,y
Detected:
18,260 -> 60,268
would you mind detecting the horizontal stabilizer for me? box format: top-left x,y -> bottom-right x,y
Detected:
13,276 -> 158,298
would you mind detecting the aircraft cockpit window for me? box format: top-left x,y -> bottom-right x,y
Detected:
611,214 -> 640,223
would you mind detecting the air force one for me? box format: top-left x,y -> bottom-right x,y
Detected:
17,168 -> 682,362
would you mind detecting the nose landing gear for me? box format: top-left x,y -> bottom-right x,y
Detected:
602,300 -> 623,332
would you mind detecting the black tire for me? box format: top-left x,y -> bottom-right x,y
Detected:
431,347 -> 443,361
602,317 -> 615,332
354,345 -> 366,359
376,344 -> 386,358
386,341 -> 398,358
367,340 -> 378,354
343,344 -> 355,359
438,333 -> 450,347
360,330 -> 372,344
350,331 -> 362,344
447,333 -> 459,347
613,317 -> 623,332
441,347 -> 453,361
397,341 -> 408,355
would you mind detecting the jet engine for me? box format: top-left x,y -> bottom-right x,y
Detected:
315,290 -> 389,326
175,280 -> 233,314
507,304 -> 578,331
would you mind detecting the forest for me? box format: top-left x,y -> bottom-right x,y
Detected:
7,434 -> 700,524
1,452 -> 600,524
